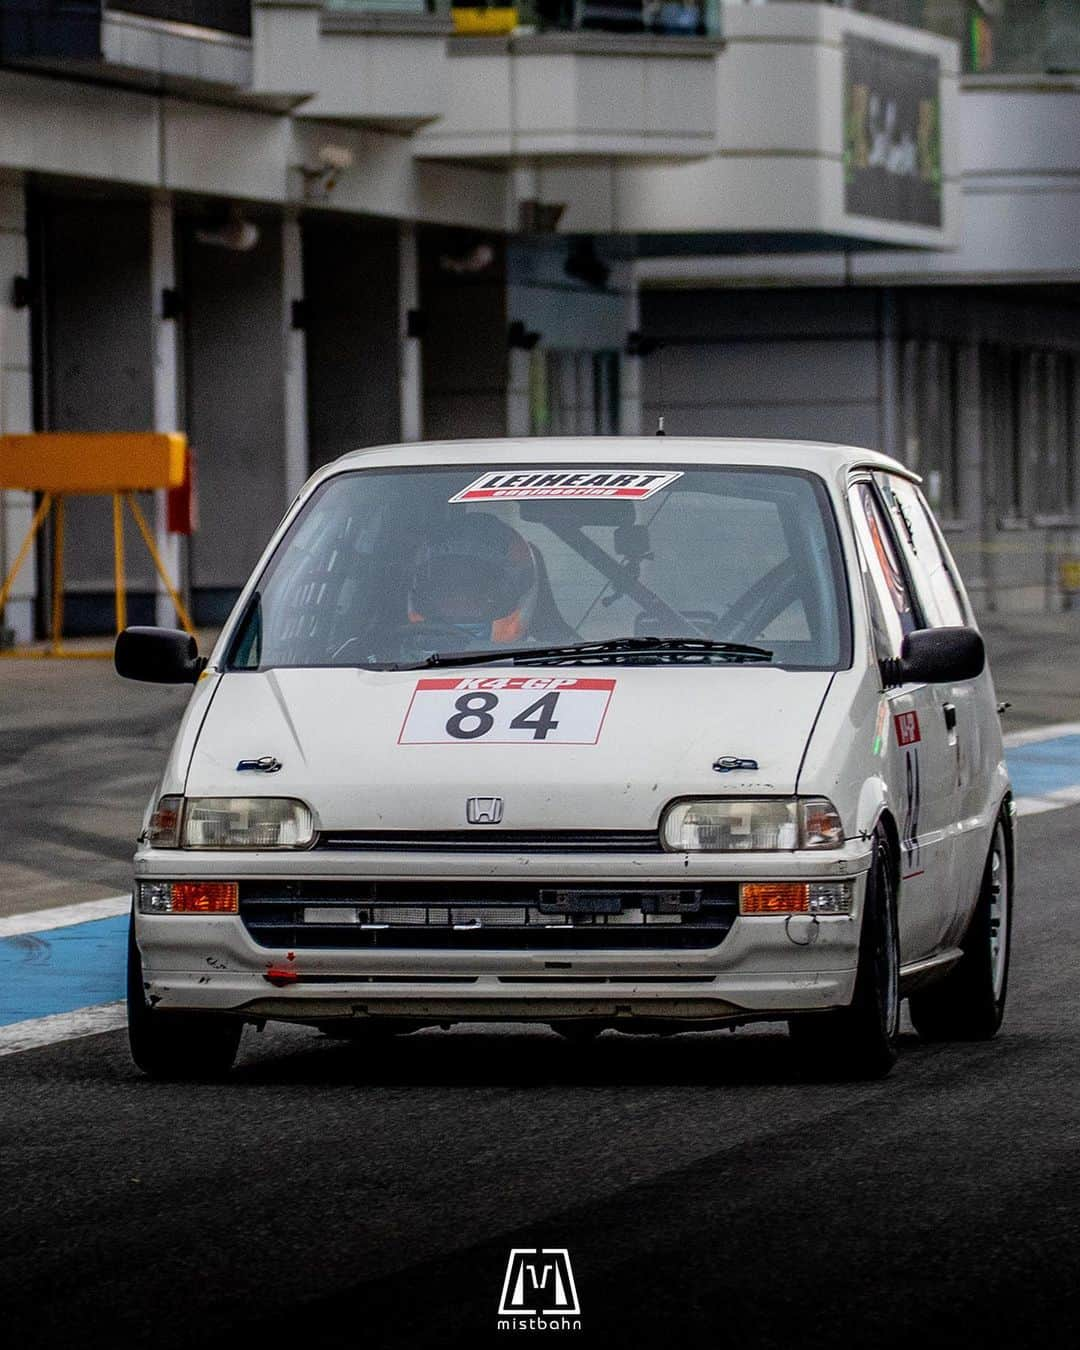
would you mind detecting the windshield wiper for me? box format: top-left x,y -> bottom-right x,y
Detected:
398,636 -> 773,670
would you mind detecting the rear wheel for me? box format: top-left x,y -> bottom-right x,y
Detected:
789,831 -> 900,1079
909,814 -> 1011,1041
127,914 -> 242,1080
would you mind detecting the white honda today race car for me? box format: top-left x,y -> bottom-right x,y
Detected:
117,438 -> 1014,1080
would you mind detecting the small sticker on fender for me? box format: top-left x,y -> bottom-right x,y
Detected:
894,710 -> 921,746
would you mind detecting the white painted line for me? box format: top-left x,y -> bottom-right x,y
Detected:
1014,784 -> 1080,817
1003,720 -> 1080,749
1015,797 -> 1056,817
0,1002 -> 125,1057
0,894 -> 130,940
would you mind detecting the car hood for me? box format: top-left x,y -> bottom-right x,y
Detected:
186,666 -> 833,832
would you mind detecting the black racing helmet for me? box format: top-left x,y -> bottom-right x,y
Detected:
408,513 -> 539,643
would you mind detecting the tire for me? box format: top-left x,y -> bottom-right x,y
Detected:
127,913 -> 242,1080
909,813 -> 1011,1042
789,831 -> 900,1080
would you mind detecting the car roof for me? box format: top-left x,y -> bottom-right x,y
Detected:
316,437 -> 917,485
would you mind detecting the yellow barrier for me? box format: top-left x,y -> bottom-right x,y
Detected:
0,433 -> 194,658
451,7 -> 518,36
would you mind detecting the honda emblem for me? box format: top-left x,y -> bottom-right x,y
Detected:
466,796 -> 504,825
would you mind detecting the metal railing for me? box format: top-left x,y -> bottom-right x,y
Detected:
105,2 -> 252,38
326,0 -> 722,38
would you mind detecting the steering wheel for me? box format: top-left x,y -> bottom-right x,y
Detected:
388,620 -> 492,654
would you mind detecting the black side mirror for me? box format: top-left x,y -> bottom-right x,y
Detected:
115,627 -> 206,684
883,626 -> 985,688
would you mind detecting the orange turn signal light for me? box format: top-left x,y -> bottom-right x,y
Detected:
170,881 -> 239,914
740,882 -> 810,915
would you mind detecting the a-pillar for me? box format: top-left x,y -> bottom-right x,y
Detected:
0,174 -> 34,644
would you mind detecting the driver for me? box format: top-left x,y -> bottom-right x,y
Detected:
408,512 -> 539,645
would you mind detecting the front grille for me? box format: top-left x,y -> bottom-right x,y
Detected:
239,880 -> 737,951
316,830 -> 662,854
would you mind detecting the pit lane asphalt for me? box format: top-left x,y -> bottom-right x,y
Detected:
2,801 -> 1078,1350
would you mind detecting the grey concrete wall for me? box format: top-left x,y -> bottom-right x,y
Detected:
179,211 -> 286,621
39,191 -> 156,631
641,283 -> 1080,613
640,288 -> 885,447
303,216 -> 400,471
896,287 -> 1080,613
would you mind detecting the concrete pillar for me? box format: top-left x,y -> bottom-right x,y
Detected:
879,288 -> 900,461
399,221 -> 422,442
282,213 -> 309,500
506,348 -> 531,438
150,194 -> 183,628
0,175 -> 35,644
180,210 -> 286,622
620,280 -> 642,437
956,341 -> 990,611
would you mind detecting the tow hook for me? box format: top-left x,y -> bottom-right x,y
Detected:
784,915 -> 820,947
264,966 -> 300,987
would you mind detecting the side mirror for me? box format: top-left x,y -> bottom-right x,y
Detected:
883,626 -> 985,688
115,627 -> 206,684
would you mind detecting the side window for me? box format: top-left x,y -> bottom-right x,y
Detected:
874,473 -> 968,628
848,481 -> 921,659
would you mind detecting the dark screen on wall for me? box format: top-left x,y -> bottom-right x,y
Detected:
843,34 -> 943,229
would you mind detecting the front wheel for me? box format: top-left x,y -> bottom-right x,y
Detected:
909,814 -> 1011,1042
127,914 -> 242,1080
789,831 -> 900,1079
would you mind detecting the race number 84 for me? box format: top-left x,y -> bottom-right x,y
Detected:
398,677 -> 617,746
447,690 -> 560,740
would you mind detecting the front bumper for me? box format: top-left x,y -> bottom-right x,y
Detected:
133,844 -> 871,1023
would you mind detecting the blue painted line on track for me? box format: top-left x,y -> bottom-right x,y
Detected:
5,733 -> 1080,1032
1003,734 -> 1080,798
0,914 -> 127,1027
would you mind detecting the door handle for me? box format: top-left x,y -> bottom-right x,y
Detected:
943,702 -> 957,732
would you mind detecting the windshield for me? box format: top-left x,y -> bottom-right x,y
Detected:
227,464 -> 850,671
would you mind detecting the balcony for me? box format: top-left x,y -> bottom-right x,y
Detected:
414,26 -> 722,161
611,1 -> 961,249
291,7 -> 454,130
0,2 -> 254,91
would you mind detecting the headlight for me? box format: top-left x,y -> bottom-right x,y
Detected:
661,797 -> 843,851
182,797 -> 315,849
